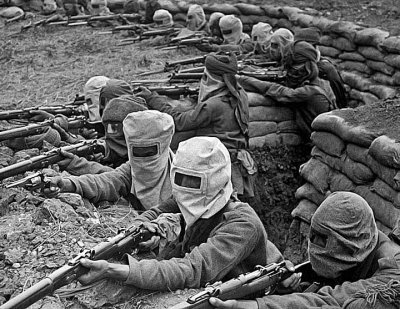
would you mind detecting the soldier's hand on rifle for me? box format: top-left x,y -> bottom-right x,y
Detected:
43,176 -> 75,198
138,221 -> 161,250
209,298 -> 258,309
29,110 -> 55,122
78,259 -> 129,285
195,42 -> 219,53
276,260 -> 302,293
236,75 -> 270,93
135,86 -> 152,101
57,149 -> 78,170
78,127 -> 98,140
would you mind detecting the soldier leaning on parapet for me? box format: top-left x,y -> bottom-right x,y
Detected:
238,41 -> 337,140
211,191 -> 400,309
75,136 -> 284,293
138,53 -> 257,201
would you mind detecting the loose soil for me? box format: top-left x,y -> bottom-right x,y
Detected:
0,0 -> 399,308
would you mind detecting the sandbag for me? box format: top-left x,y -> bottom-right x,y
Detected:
384,54 -> 400,69
325,20 -> 361,41
281,6 -> 303,20
295,183 -> 326,205
294,13 -> 314,28
319,35 -> 333,47
340,71 -> 371,91
312,147 -> 374,185
318,46 -> 341,58
291,199 -> 318,224
331,37 -> 356,52
279,133 -> 302,146
310,131 -> 345,157
311,16 -> 335,31
312,112 -> 380,147
379,37 -> 400,54
299,158 -> 330,194
371,178 -> 400,209
329,169 -> 356,192
338,52 -> 366,62
249,133 -> 280,149
368,85 -> 397,100
249,121 -> 277,138
173,13 -> 187,22
369,135 -> 400,169
239,15 -> 272,25
394,72 -> 400,86
371,72 -> 397,86
159,0 -> 180,14
202,3 -> 240,15
366,155 -> 400,191
249,106 -> 294,122
354,186 -> 400,229
234,3 -> 264,16
346,143 -> 369,165
177,1 -> 189,12
277,120 -> 298,134
260,5 -> 285,19
338,61 -> 372,75
275,18 -> 292,30
354,28 -> 390,47
376,220 -> 392,235
366,60 -> 395,76
247,92 -> 277,107
0,6 -> 24,18
349,89 -> 379,106
357,46 -> 385,61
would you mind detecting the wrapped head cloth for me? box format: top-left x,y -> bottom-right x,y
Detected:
84,76 -> 110,122
251,22 -> 273,45
99,79 -> 135,117
219,15 -> 243,45
123,110 -> 174,210
209,12 -> 224,38
171,136 -> 233,228
153,9 -> 173,27
268,28 -> 294,62
186,4 -> 206,31
309,191 -> 379,279
203,53 -> 249,138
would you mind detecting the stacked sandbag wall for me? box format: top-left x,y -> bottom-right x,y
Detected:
284,108 -> 400,263
157,1 -> 399,108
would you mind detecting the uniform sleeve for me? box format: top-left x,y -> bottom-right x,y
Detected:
67,162 -> 132,203
147,94 -> 212,131
63,155 -> 114,176
134,197 -> 181,223
265,83 -> 326,105
124,210 -> 262,290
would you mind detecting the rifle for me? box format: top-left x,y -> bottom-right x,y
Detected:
0,116 -> 104,142
0,140 -> 105,181
98,23 -> 145,35
5,171 -> 51,193
131,72 -> 204,86
135,55 -> 207,77
133,85 -> 199,98
161,37 -> 223,51
0,100 -> 87,121
0,225 -> 153,309
117,27 -> 181,46
170,261 -> 310,309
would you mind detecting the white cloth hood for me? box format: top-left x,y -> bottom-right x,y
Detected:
171,136 -> 233,229
84,76 -> 110,122
123,110 -> 175,209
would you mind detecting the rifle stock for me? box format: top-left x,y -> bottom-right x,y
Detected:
0,226 -> 153,309
131,72 -> 203,86
0,140 -> 105,181
169,261 -> 310,309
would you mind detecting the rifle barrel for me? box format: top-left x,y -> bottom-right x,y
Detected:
0,120 -> 53,142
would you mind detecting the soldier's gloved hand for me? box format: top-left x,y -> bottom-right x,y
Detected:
79,128 -> 98,140
29,110 -> 55,122
195,42 -> 218,53
43,176 -> 75,198
209,298 -> 258,309
138,221 -> 161,250
78,259 -> 111,285
57,149 -> 78,170
276,260 -> 302,293
135,86 -> 152,101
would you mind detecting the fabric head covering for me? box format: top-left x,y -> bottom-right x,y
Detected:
84,76 -> 110,122
209,12 -> 224,38
204,53 -> 249,138
153,9 -> 173,27
171,136 -> 233,228
42,0 -> 57,15
268,28 -> 294,62
123,110 -> 174,210
99,79 -> 134,117
285,41 -> 319,87
219,15 -> 243,44
309,191 -> 379,279
251,22 -> 273,44
102,95 -> 147,165
91,0 -> 110,15
294,27 -> 321,45
186,4 -> 206,31
123,0 -> 139,13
